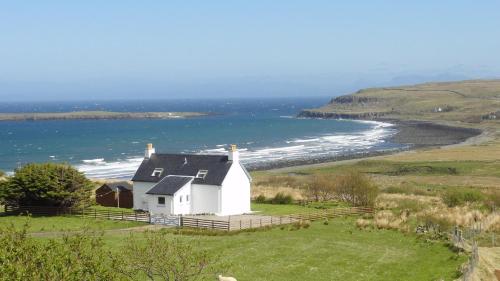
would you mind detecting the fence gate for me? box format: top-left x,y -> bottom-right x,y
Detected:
150,214 -> 180,227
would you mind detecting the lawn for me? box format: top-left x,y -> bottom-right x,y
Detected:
0,215 -> 145,233
102,217 -> 466,281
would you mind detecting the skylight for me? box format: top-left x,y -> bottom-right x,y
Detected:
152,168 -> 164,177
195,170 -> 208,179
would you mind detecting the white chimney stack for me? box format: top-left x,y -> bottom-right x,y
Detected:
228,144 -> 239,162
145,143 -> 155,159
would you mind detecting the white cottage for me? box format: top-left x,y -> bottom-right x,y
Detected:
131,144 -> 251,216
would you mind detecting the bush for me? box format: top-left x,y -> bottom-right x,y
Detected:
271,192 -> 293,204
334,170 -> 379,207
0,221 -> 117,280
0,163 -> 93,207
442,188 -> 484,207
255,194 -> 267,203
305,174 -> 336,201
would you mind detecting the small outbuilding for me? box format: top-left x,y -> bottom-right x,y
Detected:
95,181 -> 133,208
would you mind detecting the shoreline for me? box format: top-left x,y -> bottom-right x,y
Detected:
251,119 -> 484,173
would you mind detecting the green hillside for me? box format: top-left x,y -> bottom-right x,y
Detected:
301,79 -> 500,124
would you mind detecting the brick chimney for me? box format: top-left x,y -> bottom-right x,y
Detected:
228,144 -> 239,162
145,143 -> 155,159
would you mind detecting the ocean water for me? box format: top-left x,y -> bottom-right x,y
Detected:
0,98 -> 402,178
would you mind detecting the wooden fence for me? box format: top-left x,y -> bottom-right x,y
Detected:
3,205 -> 150,223
228,207 -> 373,231
2,205 -> 373,231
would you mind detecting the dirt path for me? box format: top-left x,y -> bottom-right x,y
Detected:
470,247 -> 500,281
29,224 -> 167,238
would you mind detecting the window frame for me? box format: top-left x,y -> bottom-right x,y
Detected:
195,170 -> 208,179
151,168 -> 164,177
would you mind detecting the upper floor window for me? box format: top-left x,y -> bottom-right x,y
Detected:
179,195 -> 183,203
195,170 -> 208,179
152,168 -> 163,177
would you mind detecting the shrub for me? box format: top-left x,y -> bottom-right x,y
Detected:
356,218 -> 372,229
442,188 -> 484,207
305,174 -> 336,201
0,163 -> 93,207
0,221 -> 117,280
334,170 -> 379,207
271,192 -> 293,204
255,194 -> 267,203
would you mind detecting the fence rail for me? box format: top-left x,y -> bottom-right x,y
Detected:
3,205 -> 151,223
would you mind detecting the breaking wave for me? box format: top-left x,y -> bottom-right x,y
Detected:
77,120 -> 397,179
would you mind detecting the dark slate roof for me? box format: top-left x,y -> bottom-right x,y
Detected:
131,154 -> 233,185
102,181 -> 132,192
145,176 -> 193,196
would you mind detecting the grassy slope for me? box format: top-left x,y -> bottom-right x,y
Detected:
305,79 -> 500,125
0,216 -> 144,233
101,218 -> 464,281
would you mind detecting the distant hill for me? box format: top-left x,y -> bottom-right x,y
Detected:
300,79 -> 500,124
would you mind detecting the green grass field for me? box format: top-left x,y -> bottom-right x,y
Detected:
0,215 -> 144,233
101,217 -> 465,281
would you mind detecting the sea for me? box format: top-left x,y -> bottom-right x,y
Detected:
0,97 -> 403,179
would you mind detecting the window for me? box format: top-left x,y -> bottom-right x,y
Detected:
186,195 -> 189,202
179,195 -> 183,203
195,170 -> 208,179
158,197 -> 165,205
152,168 -> 163,177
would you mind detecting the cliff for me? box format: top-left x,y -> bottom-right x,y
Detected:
299,79 -> 500,124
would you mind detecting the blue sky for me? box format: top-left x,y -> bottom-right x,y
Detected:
1,1 -> 499,101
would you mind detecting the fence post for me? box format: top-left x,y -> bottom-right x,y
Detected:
260,218 -> 262,227
121,211 -> 124,221
250,219 -> 252,228
135,212 -> 137,222
107,210 -> 110,220
239,220 -> 242,230
212,220 -> 214,230
148,212 -> 151,224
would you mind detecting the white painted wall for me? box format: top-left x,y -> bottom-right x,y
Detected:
147,195 -> 173,215
220,163 -> 251,215
191,184 -> 220,214
172,183 -> 192,215
132,181 -> 155,211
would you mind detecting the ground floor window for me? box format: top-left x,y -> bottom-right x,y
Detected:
158,197 -> 165,205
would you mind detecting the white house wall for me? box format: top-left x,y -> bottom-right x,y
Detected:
220,163 -> 251,215
172,183 -> 192,215
191,184 -> 220,214
147,195 -> 173,215
133,181 -> 155,211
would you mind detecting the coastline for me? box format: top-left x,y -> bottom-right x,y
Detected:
0,111 -> 210,122
251,119 -> 483,172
